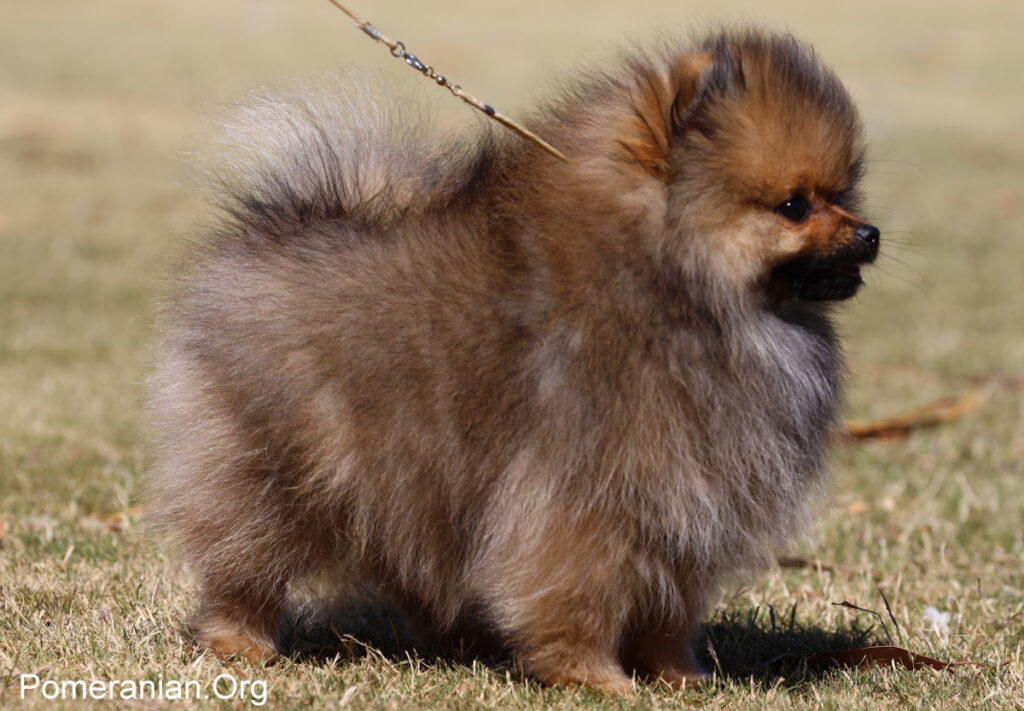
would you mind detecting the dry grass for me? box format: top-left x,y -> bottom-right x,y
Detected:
2,0 -> 1023,708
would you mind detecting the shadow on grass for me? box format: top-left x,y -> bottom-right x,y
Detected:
697,605 -> 883,685
278,600 -> 451,664
275,600 -> 882,687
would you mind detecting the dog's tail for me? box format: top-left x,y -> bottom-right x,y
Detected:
198,76 -> 475,237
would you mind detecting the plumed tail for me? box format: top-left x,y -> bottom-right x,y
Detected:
199,76 -> 488,236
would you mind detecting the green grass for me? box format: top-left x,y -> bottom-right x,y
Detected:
2,0 -> 1022,708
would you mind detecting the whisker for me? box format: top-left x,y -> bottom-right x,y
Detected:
869,260 -> 927,296
882,243 -> 926,258
879,253 -> 924,280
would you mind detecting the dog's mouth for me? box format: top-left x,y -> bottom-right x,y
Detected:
772,249 -> 875,302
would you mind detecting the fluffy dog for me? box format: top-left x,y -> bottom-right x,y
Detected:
149,29 -> 879,692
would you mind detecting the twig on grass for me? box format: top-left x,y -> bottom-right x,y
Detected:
837,382 -> 990,441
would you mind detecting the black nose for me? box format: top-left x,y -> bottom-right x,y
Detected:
855,223 -> 880,248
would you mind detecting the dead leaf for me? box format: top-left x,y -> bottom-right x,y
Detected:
453,679 -> 475,697
790,588 -> 823,601
777,556 -> 862,576
99,505 -> 145,533
846,501 -> 872,515
803,645 -> 982,673
99,505 -> 144,524
992,551 -> 1021,566
0,512 -> 6,542
837,385 -> 989,441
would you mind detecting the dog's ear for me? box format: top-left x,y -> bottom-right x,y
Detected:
616,52 -> 713,181
668,52 -> 715,132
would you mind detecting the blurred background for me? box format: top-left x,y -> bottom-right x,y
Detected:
5,0 -> 1021,516
1,0 -> 1022,702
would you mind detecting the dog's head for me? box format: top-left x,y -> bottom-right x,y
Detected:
612,31 -> 879,303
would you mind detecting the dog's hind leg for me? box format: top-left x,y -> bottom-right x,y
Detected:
193,579 -> 283,664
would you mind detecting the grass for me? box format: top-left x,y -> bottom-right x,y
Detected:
1,0 -> 1022,708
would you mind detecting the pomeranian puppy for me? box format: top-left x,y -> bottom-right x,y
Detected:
149,30 -> 879,692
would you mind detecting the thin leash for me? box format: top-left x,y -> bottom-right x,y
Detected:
324,0 -> 568,162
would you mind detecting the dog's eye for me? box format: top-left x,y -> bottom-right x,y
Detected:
775,195 -> 812,223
